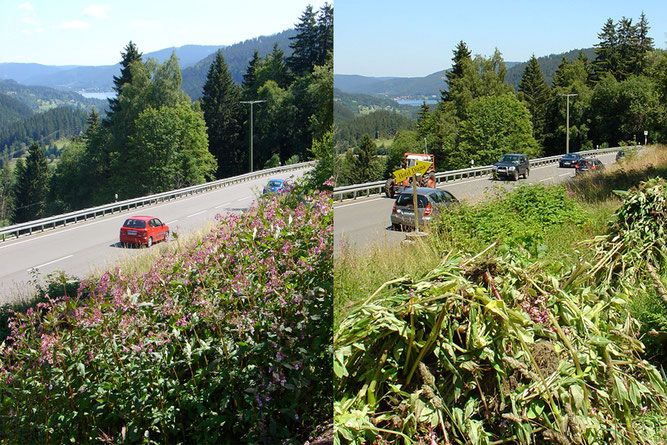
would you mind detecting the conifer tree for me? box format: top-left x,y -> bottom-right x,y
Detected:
200,50 -> 244,178
518,55 -> 550,145
287,5 -> 318,76
12,143 -> 48,223
242,50 -> 261,94
441,41 -> 472,102
315,3 -> 333,66
107,41 -> 143,122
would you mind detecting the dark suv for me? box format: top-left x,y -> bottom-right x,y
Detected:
492,154 -> 530,181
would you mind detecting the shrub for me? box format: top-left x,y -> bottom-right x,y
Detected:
0,186 -> 332,443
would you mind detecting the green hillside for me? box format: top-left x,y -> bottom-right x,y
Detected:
181,30 -> 296,100
0,80 -> 106,113
0,93 -> 32,125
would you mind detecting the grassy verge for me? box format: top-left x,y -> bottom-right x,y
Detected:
334,145 -> 667,443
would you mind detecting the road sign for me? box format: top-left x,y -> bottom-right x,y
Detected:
393,161 -> 432,183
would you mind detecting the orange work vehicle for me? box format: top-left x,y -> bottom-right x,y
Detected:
385,153 -> 435,198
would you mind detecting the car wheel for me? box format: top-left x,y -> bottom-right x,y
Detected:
513,170 -> 519,181
147,237 -> 153,247
524,169 -> 529,179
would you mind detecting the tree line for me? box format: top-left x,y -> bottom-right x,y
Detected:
336,13 -> 666,186
0,4 -> 333,226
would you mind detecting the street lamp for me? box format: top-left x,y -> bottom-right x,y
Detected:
560,93 -> 578,154
240,100 -> 266,172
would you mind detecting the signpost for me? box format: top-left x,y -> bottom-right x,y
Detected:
393,161 -> 432,232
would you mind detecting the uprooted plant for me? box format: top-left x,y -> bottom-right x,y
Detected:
334,178 -> 667,444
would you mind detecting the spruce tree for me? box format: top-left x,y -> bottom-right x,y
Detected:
12,143 -> 48,223
315,3 -> 333,66
287,5 -> 318,76
242,50 -> 261,93
107,41 -> 143,122
441,41 -> 472,102
200,50 -> 244,178
518,55 -> 550,145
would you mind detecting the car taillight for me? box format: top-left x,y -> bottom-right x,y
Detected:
574,163 -> 580,168
424,204 -> 433,216
392,203 -> 397,213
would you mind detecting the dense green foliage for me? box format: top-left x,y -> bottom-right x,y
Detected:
0,186 -> 333,443
180,29 -> 297,101
0,106 -> 88,165
335,110 -> 413,152
0,93 -> 32,126
335,178 -> 667,444
11,143 -> 49,223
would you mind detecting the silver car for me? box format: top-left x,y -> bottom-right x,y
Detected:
391,187 -> 458,230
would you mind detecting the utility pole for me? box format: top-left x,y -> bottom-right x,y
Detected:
560,93 -> 578,154
240,100 -> 266,172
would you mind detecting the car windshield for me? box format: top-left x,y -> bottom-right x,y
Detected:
124,219 -> 146,229
499,155 -> 521,164
268,180 -> 283,187
396,194 -> 428,208
564,153 -> 580,159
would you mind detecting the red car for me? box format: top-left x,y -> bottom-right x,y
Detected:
119,216 -> 169,247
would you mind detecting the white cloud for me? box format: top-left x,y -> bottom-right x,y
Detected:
18,2 -> 33,11
83,4 -> 110,19
59,20 -> 91,30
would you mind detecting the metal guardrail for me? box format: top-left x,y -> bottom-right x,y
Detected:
334,146 -> 628,201
0,161 -> 315,242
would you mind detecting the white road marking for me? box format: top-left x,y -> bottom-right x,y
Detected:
539,178 -> 551,183
236,196 -> 252,202
187,211 -> 206,218
559,173 -> 572,177
27,255 -> 74,272
215,202 -> 232,209
335,197 -> 384,209
165,220 -> 178,225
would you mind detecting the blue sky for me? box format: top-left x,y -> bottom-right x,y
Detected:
0,0 -> 328,66
334,0 -> 667,77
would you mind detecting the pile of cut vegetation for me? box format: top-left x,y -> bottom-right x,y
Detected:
0,185 -> 332,444
335,178 -> 667,444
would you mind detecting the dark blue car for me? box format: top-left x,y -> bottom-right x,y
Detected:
263,179 -> 285,194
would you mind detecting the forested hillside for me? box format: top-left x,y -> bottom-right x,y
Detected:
334,89 -> 418,117
0,80 -> 105,112
0,107 -> 88,165
0,93 -> 32,125
335,110 -> 413,151
181,29 -> 295,100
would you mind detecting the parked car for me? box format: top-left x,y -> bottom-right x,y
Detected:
263,179 -> 286,194
492,154 -> 530,180
120,216 -> 169,247
616,150 -> 625,161
391,187 -> 458,230
575,158 -> 604,175
559,152 -> 583,168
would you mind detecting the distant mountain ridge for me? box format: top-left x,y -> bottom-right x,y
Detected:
0,30 -> 295,96
335,49 -> 596,98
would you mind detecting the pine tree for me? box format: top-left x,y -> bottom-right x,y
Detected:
287,5 -> 318,76
12,143 -> 48,223
518,55 -> 550,145
200,50 -> 244,178
593,19 -> 618,81
441,41 -> 472,102
107,41 -> 143,122
416,101 -> 432,139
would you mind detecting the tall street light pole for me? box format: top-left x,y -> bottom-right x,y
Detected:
240,100 -> 266,172
560,93 -> 578,154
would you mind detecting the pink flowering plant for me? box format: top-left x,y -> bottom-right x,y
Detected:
0,183 -> 332,444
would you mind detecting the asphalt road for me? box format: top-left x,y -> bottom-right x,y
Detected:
334,153 -> 617,255
0,169 -> 307,304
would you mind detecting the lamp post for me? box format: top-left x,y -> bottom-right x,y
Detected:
560,93 -> 578,154
240,100 -> 266,172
